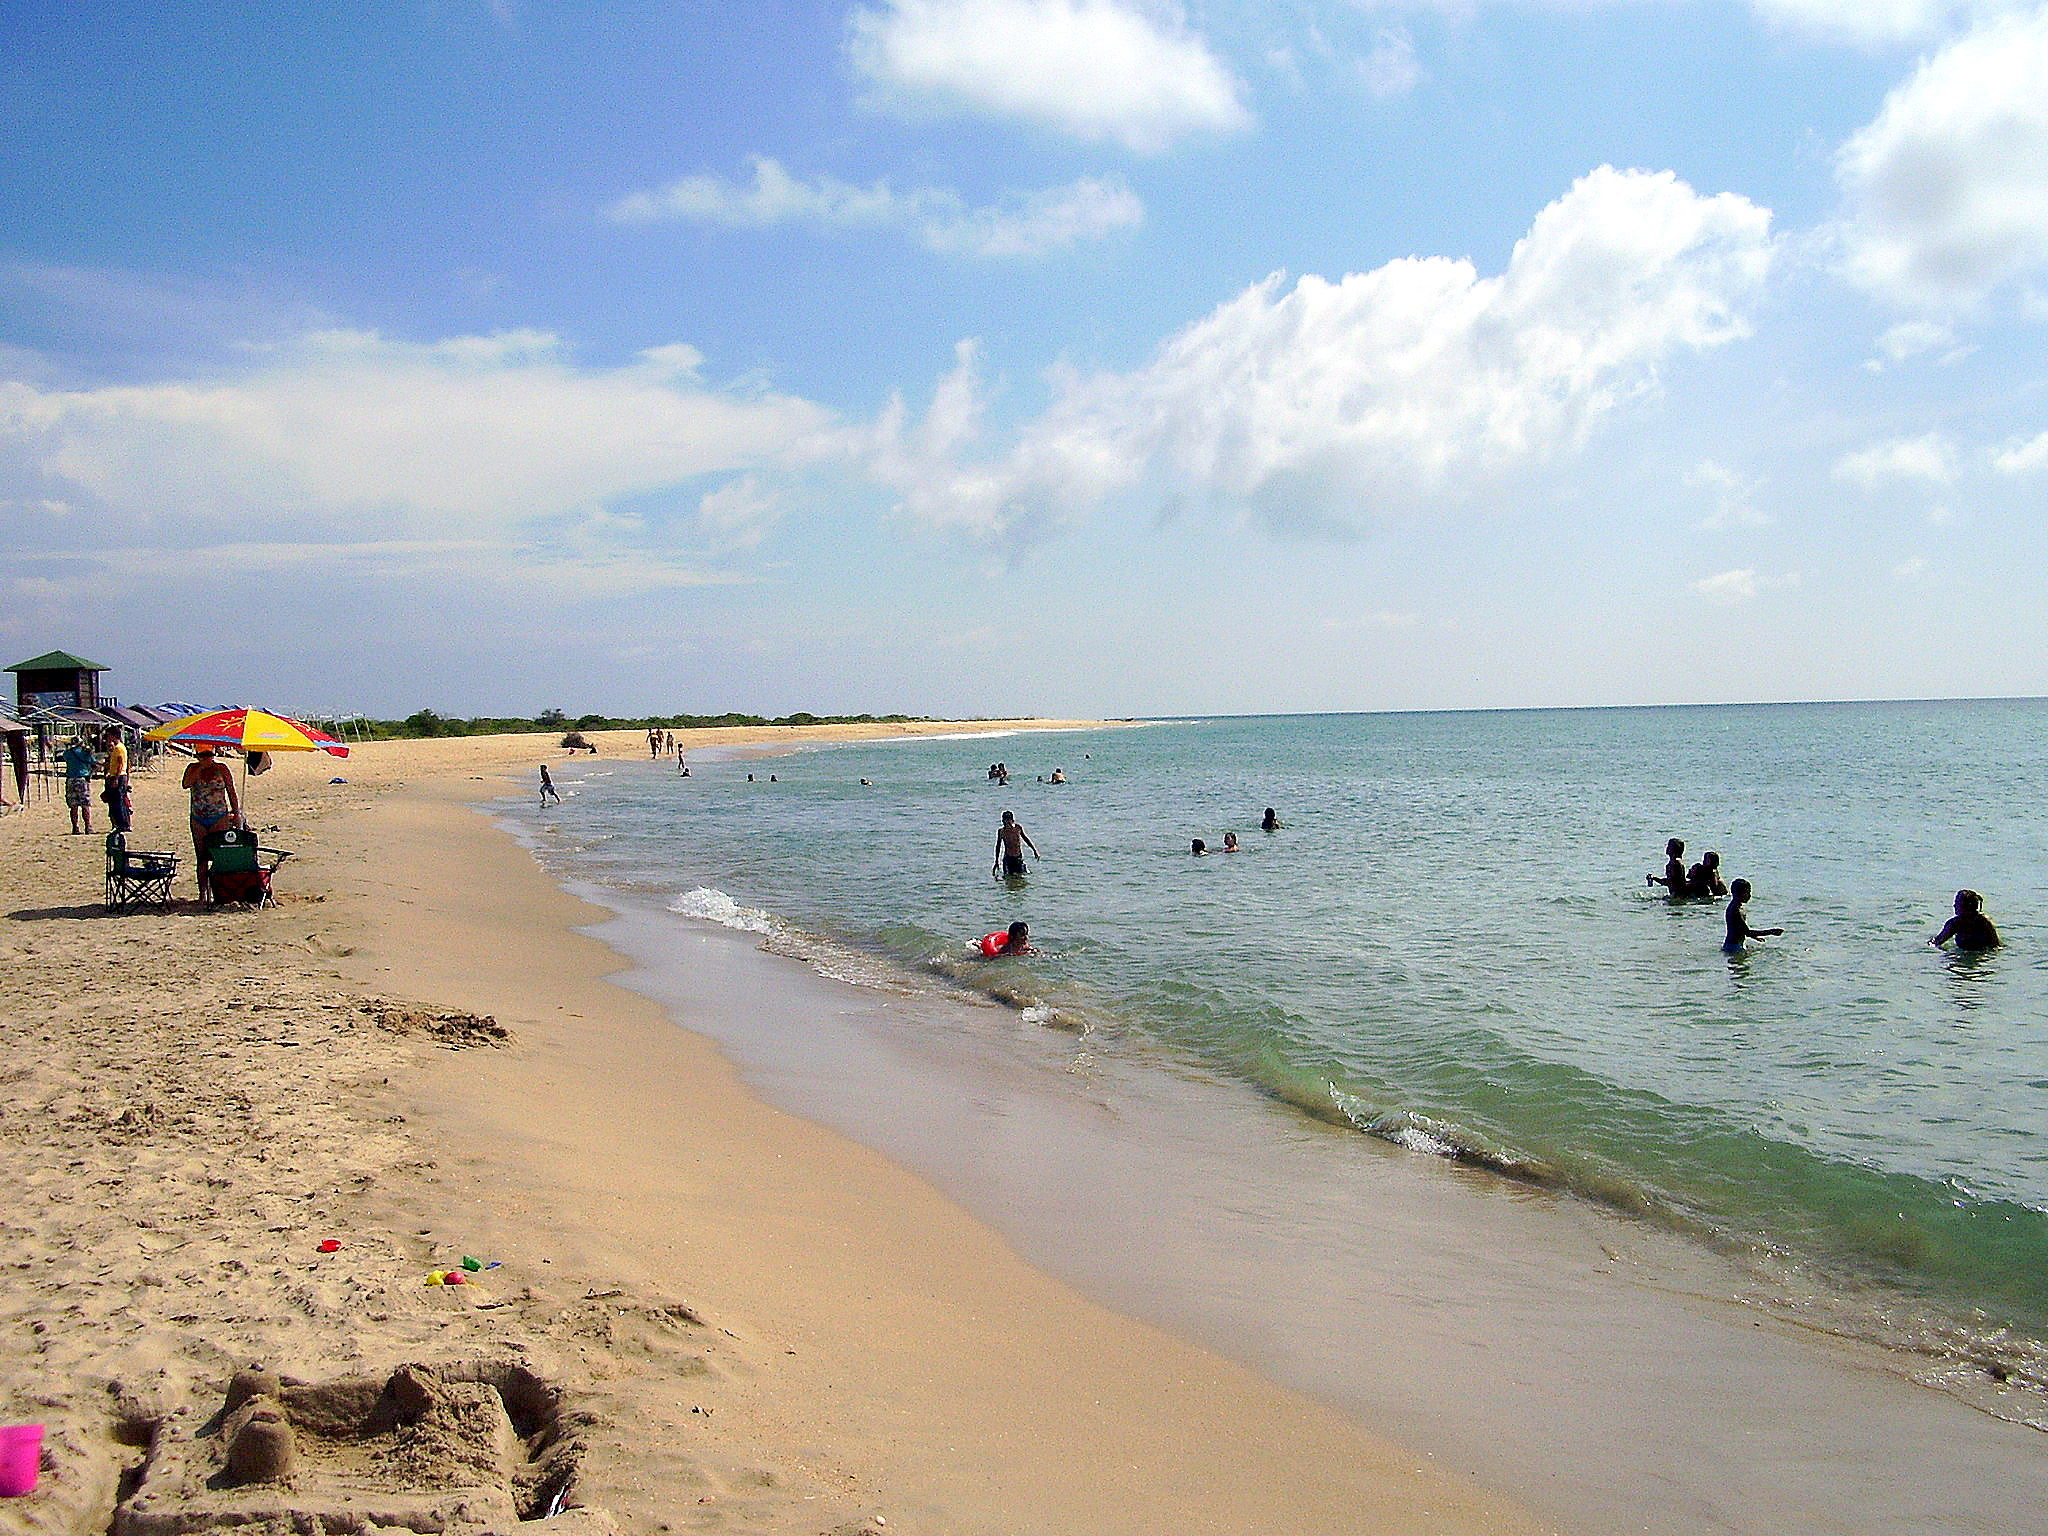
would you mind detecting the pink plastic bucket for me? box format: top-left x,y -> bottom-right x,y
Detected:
0,1424 -> 42,1496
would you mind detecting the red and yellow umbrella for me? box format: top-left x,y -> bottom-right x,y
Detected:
144,708 -> 351,757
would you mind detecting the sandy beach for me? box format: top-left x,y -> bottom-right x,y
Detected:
0,722 -> 1550,1536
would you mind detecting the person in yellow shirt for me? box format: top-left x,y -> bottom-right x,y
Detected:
101,728 -> 131,833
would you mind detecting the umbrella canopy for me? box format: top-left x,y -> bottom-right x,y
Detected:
145,707 -> 351,758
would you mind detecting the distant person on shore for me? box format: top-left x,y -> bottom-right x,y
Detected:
1222,832 -> 1240,852
1648,838 -> 1690,896
978,921 -> 1034,957
183,746 -> 241,897
101,727 -> 131,833
539,764 -> 560,806
1686,851 -> 1726,898
59,734 -> 97,834
994,811 -> 1039,878
1191,838 -> 1208,856
1261,808 -> 1281,832
1722,879 -> 1783,953
1932,890 -> 2000,952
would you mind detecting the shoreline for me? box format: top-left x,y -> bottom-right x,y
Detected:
0,723 -> 1547,1536
317,754 -> 1552,1534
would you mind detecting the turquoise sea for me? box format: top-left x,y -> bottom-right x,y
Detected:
518,703 -> 2048,1383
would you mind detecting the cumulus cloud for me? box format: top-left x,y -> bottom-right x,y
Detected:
872,167 -> 1775,544
1831,431 -> 1959,487
610,157 -> 1143,259
850,0 -> 1251,152
1691,567 -> 1800,604
1993,430 -> 2048,472
1836,8 -> 2048,311
0,328 -> 831,536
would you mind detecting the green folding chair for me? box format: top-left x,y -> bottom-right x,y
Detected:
203,828 -> 290,907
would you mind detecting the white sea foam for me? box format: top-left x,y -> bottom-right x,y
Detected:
668,885 -> 774,935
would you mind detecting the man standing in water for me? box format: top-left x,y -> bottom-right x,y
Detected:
539,764 -> 560,806
993,810 -> 1039,879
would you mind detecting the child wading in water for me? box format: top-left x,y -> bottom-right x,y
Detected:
1722,879 -> 1784,953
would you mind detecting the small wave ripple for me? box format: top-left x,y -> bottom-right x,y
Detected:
668,886 -> 775,935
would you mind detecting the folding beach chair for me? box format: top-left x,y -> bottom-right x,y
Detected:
203,827 -> 290,907
104,832 -> 178,912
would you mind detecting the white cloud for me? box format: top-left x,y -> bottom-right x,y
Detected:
873,167 -> 1775,544
1893,554 -> 1929,577
1358,28 -> 1422,97
696,474 -> 785,550
1688,460 -> 1771,528
1836,8 -> 2048,311
609,157 -> 1143,258
850,0 -> 1251,153
0,328 -> 832,536
1866,318 -> 1973,368
3,538 -> 752,601
1748,0 -> 1994,45
1993,430 -> 2048,472
1832,431 -> 1959,487
1691,567 -> 1800,604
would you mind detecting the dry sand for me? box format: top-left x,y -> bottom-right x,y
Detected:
0,723 -> 1554,1536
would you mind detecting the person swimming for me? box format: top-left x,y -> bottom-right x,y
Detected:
1222,832 -> 1240,852
1191,838 -> 1207,855
1932,889 -> 2000,951
1049,767 -> 1067,784
1261,808 -> 1281,832
978,920 -> 1034,956
1686,851 -> 1726,898
1722,878 -> 1784,953
1648,837 -> 1689,896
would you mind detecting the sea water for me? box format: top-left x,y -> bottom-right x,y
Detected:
517,704 -> 2048,1388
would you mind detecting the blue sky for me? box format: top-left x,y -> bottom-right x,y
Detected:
3,0 -> 2046,718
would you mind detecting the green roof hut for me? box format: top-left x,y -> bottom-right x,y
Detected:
6,650 -> 110,714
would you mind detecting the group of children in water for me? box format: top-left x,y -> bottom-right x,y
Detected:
1650,835 -> 2000,954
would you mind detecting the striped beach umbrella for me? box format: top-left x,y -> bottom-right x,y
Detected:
144,707 -> 351,758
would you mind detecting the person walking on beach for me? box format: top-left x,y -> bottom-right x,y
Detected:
59,733 -> 97,834
1722,879 -> 1783,953
101,727 -> 131,834
539,764 -> 560,806
994,811 -> 1038,878
1932,889 -> 2000,951
1649,837 -> 1690,896
183,746 -> 241,898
